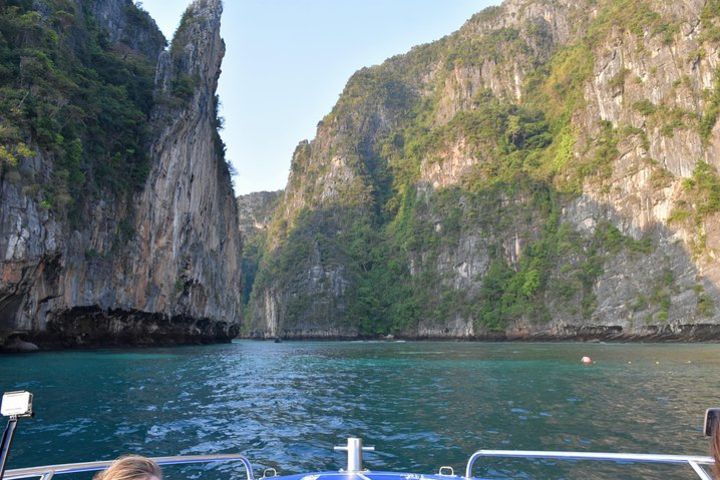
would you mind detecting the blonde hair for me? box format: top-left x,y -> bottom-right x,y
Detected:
94,456 -> 162,480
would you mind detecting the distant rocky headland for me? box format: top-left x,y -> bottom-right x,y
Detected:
4,0 -> 720,350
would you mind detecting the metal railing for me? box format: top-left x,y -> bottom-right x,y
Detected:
465,450 -> 715,480
3,454 -> 254,480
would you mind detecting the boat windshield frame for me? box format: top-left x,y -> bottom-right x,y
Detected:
2,454 -> 254,480
465,450 -> 715,480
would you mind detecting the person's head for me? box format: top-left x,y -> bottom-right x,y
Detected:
93,456 -> 162,480
709,413 -> 720,479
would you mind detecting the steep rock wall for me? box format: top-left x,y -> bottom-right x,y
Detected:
237,191 -> 282,237
0,0 -> 241,348
248,0 -> 720,340
130,0 -> 242,327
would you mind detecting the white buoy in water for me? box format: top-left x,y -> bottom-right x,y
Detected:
581,356 -> 592,364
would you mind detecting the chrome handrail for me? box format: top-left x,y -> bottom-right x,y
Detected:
465,450 -> 714,480
3,454 -> 254,480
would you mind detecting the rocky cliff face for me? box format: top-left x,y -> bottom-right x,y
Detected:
237,191 -> 283,237
247,0 -> 720,340
0,0 -> 242,348
236,190 -> 282,318
89,0 -> 167,60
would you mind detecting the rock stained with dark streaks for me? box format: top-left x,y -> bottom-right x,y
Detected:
0,0 -> 242,349
245,0 -> 720,341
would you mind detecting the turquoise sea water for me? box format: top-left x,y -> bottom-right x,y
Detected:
1,341 -> 719,480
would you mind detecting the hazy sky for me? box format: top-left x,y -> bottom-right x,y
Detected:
139,0 -> 496,195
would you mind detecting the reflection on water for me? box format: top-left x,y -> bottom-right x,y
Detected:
1,341 -> 719,480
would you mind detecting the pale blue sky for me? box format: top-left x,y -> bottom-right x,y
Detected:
139,0 -> 496,195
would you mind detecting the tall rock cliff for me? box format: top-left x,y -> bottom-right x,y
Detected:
0,0 -> 242,347
247,0 -> 720,340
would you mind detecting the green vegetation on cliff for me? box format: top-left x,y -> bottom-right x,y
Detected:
0,0 -> 162,214
246,0 -> 715,337
669,161 -> 720,255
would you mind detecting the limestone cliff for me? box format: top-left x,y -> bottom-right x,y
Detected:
247,0 -> 720,340
236,190 -> 282,315
0,0 -> 242,348
237,191 -> 283,238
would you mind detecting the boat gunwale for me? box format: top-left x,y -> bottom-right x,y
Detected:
5,450 -> 717,480
465,450 -> 715,480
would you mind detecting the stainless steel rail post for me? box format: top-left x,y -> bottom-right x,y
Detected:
334,438 -> 375,472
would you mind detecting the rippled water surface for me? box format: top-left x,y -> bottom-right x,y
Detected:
1,341 -> 720,480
